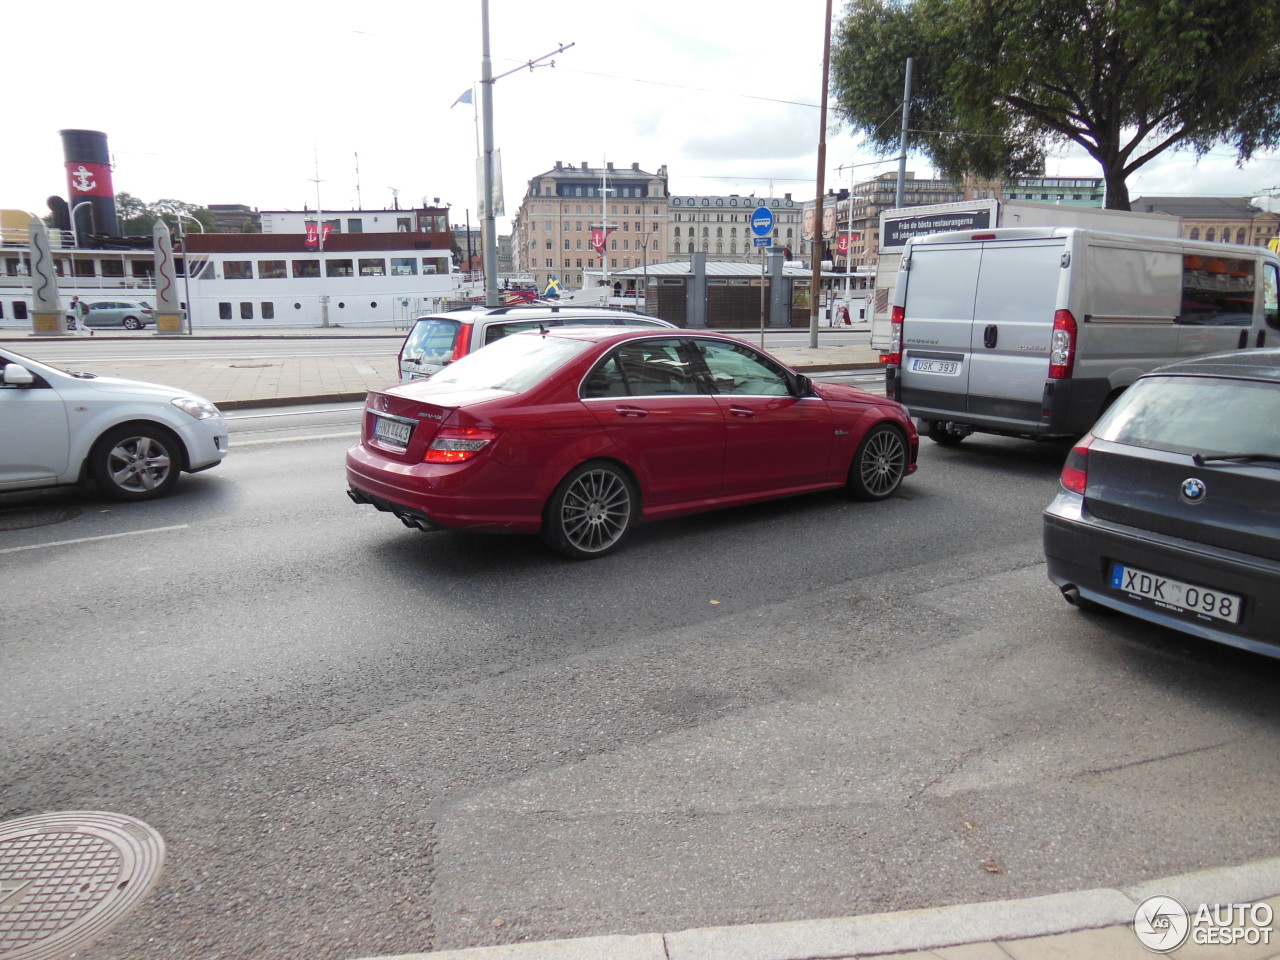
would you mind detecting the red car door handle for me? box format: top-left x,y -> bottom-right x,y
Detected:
728,406 -> 755,418
615,406 -> 648,418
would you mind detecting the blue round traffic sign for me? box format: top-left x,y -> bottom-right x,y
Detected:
751,205 -> 774,237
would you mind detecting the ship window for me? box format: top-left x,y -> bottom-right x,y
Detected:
0,302 -> 4,318
292,260 -> 320,278
14,302 -> 27,320
422,257 -> 445,275
240,302 -> 253,319
258,260 -> 286,279
131,262 -> 153,280
347,219 -> 363,233
359,258 -> 386,276
225,260 -> 253,280
219,302 -> 232,320
391,258 -> 416,276
101,260 -> 124,278
53,260 -> 65,277
325,259 -> 354,278
261,302 -> 275,319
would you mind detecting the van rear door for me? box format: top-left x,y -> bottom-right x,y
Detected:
965,237 -> 1065,425
898,242 -> 981,416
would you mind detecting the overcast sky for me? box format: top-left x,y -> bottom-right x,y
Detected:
6,0 -> 1279,233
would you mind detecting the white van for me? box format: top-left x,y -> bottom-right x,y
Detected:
886,227 -> 1280,444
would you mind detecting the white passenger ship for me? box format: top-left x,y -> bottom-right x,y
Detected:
0,225 -> 471,330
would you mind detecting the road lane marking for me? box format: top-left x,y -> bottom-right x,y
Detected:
0,524 -> 190,555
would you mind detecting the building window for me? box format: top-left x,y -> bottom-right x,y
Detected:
258,260 -> 286,279
292,260 -> 320,278
359,258 -> 385,276
225,260 -> 253,280
1206,228 -> 1216,242
1190,227 -> 1200,240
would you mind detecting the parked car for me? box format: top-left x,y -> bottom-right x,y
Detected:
349,327 -> 919,559
0,346 -> 228,501
1044,348 -> 1280,658
397,304 -> 676,382
65,300 -> 156,330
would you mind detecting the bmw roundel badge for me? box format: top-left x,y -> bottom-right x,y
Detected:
1181,477 -> 1207,503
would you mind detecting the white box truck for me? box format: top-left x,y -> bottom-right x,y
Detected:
885,226 -> 1280,444
869,199 -> 1181,353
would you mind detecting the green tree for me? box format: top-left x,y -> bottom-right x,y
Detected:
831,0 -> 1280,209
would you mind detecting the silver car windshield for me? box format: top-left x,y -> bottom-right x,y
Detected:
1095,375 -> 1280,460
427,332 -> 592,393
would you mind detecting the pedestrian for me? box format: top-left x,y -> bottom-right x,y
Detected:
70,296 -> 92,336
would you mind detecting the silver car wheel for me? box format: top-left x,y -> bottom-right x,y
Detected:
561,467 -> 632,553
849,424 -> 907,501
90,425 -> 182,501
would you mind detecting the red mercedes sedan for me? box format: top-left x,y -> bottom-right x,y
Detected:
347,328 -> 918,559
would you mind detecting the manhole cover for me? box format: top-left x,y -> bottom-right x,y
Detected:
0,811 -> 165,960
0,508 -> 80,532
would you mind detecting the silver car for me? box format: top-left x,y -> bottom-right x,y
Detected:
398,304 -> 675,381
66,300 -> 155,330
1044,348 -> 1280,658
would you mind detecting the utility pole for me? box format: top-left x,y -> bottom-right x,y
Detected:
809,0 -> 833,348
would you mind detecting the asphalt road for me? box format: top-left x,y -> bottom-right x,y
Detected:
2,428 -> 1278,959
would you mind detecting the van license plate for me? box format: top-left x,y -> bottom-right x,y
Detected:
1109,563 -> 1242,625
910,358 -> 961,376
374,416 -> 413,446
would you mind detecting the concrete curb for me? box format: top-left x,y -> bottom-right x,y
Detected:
352,857 -> 1280,960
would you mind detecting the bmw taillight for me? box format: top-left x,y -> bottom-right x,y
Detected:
424,425 -> 498,463
886,305 -> 905,366
1048,309 -> 1077,379
1059,434 -> 1093,494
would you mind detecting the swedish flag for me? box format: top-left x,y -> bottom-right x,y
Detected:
543,274 -> 563,298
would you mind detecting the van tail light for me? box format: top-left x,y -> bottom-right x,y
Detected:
1048,309 -> 1077,379
886,305 -> 905,366
451,324 -> 473,363
424,425 -> 498,463
1059,434 -> 1093,494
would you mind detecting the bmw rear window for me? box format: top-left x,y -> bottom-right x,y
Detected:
403,318 -> 461,363
1095,375 -> 1280,459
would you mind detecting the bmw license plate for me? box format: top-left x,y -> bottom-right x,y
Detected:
374,415 -> 413,447
1109,563 -> 1242,625
910,357 -> 961,376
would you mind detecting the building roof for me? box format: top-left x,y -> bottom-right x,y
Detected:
1130,196 -> 1266,219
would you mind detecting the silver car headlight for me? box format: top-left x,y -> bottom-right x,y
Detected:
172,396 -> 221,420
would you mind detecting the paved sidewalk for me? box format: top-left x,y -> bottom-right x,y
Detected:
356,858 -> 1280,960
0,324 -> 884,410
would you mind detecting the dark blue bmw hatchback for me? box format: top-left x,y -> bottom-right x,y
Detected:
1044,348 -> 1280,658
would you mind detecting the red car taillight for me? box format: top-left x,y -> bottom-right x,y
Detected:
1048,309 -> 1077,379
886,305 -> 905,366
1059,434 -> 1093,494
451,324 -> 473,362
424,425 -> 498,463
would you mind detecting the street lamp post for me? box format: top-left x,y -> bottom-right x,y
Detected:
174,213 -> 203,335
